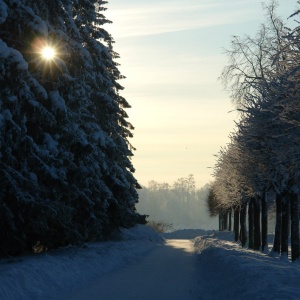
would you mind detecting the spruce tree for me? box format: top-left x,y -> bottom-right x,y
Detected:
0,0 -> 145,256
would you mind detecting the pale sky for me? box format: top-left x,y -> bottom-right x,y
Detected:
104,0 -> 296,188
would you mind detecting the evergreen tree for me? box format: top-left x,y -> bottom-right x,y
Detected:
0,0 -> 145,256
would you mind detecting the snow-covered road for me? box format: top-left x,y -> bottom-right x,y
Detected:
68,239 -> 202,300
2,227 -> 300,300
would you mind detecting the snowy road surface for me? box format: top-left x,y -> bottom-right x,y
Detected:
2,228 -> 300,299
68,239 -> 202,300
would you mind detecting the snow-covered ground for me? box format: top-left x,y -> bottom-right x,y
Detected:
1,225 -> 300,299
194,231 -> 300,299
0,226 -> 163,300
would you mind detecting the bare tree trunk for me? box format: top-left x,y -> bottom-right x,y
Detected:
248,198 -> 254,249
219,213 -> 222,231
281,193 -> 290,258
228,209 -> 232,231
240,203 -> 247,247
271,193 -> 282,255
223,211 -> 228,231
234,207 -> 240,242
290,191 -> 299,261
261,192 -> 268,253
253,197 -> 261,251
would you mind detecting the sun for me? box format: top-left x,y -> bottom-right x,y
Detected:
41,46 -> 55,60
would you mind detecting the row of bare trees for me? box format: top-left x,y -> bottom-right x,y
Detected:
208,1 -> 300,261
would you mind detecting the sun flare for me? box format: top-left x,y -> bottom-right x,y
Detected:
41,46 -> 55,60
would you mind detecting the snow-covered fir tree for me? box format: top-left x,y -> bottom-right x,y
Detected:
0,0 -> 145,256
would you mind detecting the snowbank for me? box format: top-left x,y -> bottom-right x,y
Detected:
0,225 -> 163,300
163,228 -> 214,239
194,231 -> 300,300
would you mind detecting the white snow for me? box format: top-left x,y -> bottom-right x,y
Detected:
0,225 -> 163,300
194,232 -> 300,299
0,40 -> 28,70
49,91 -> 67,113
0,0 -> 8,25
9,49 -> 28,70
28,78 -> 48,100
1,226 -> 300,300
43,133 -> 59,155
0,39 -> 10,58
23,5 -> 48,36
28,172 -> 38,182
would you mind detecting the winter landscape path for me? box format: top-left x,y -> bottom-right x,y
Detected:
67,239 -> 203,300
2,227 -> 300,299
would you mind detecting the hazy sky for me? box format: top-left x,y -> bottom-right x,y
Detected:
104,0 -> 296,188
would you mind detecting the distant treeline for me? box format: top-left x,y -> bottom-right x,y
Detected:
136,175 -> 218,230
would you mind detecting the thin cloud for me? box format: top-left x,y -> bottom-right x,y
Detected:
104,0 -> 259,38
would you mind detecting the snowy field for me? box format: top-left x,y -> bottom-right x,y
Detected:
1,225 -> 300,299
